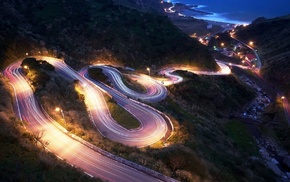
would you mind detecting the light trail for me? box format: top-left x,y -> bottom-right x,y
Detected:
2,55 -> 237,181
83,65 -> 167,102
3,60 -> 176,182
158,60 -> 232,86
39,57 -> 170,147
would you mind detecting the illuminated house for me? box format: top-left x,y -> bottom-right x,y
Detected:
245,54 -> 257,63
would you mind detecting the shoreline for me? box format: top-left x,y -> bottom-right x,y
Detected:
162,1 -> 247,25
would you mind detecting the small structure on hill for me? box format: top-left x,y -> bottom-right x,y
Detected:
245,54 -> 257,63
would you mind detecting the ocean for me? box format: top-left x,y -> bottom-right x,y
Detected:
166,0 -> 290,24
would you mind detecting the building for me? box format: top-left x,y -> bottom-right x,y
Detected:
245,54 -> 257,63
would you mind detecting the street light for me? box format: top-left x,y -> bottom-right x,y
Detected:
221,42 -> 224,47
147,67 -> 150,76
23,65 -> 30,72
249,41 -> 254,46
281,96 -> 285,100
55,107 -> 65,118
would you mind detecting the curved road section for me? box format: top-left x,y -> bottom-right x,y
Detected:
77,66 -> 169,147
4,61 -> 172,182
88,65 -> 167,102
159,60 -> 231,86
41,57 -> 170,147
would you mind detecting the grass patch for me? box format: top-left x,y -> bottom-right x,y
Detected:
106,97 -> 140,130
226,120 -> 259,156
88,67 -> 109,84
88,68 -> 141,129
122,74 -> 146,93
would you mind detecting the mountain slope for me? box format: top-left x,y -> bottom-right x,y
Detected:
235,16 -> 290,96
0,0 -> 218,71
113,0 -> 164,13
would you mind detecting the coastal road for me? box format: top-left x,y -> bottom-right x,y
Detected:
4,61 -> 172,182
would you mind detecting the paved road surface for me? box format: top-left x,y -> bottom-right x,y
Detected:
3,61 -> 174,182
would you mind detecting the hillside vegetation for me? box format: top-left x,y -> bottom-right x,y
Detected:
0,76 -> 101,182
168,70 -> 256,117
0,0 -> 218,71
235,16 -> 290,97
14,57 -> 274,181
0,0 -> 276,181
151,72 -> 274,181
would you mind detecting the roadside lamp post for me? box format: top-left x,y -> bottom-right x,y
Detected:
55,107 -> 65,119
281,96 -> 285,100
23,65 -> 30,73
249,41 -> 254,46
221,42 -> 224,47
25,52 -> 29,56
147,67 -> 150,76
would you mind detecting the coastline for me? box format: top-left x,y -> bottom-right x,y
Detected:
174,3 -> 213,16
162,2 -> 236,37
162,1 -> 248,25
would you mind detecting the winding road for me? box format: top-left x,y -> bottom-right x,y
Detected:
3,56 -> 232,182
158,60 -> 231,86
85,65 -> 167,102
4,61 -> 171,182
45,57 -> 170,147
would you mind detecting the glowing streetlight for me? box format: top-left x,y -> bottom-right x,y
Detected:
147,67 -> 150,76
55,107 -> 65,118
249,41 -> 254,46
25,52 -> 29,56
281,96 -> 285,100
221,42 -> 225,47
23,65 -> 30,72
228,63 -> 232,69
